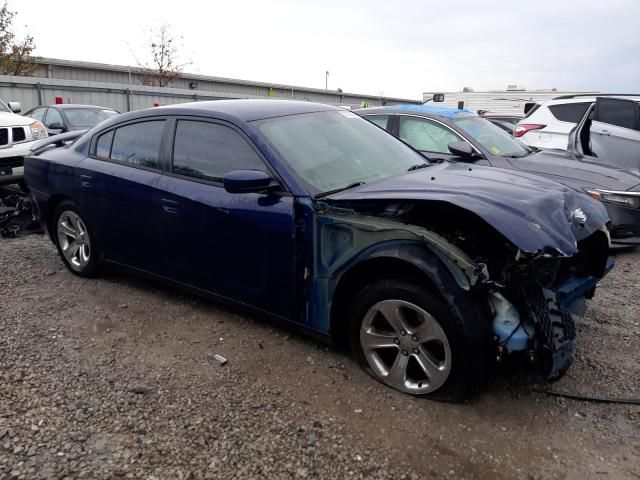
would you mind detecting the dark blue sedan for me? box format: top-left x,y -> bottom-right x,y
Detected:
25,100 -> 611,401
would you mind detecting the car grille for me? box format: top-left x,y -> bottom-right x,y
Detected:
12,127 -> 26,142
0,127 -> 28,147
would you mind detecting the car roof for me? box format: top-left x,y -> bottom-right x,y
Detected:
46,104 -> 117,110
152,99 -> 338,122
356,104 -> 475,121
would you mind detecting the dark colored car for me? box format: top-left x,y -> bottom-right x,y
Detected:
24,104 -> 119,136
25,100 -> 611,401
357,105 -> 640,247
568,96 -> 640,171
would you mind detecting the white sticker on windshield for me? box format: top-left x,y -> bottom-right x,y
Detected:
337,110 -> 358,118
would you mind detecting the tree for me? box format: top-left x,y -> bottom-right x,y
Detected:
0,1 -> 38,76
134,24 -> 189,88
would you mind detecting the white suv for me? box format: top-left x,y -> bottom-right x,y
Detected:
514,96 -> 594,150
0,99 -> 48,185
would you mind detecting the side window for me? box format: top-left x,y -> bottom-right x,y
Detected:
595,99 -> 637,130
110,121 -> 165,168
44,108 -> 64,128
548,103 -> 591,123
398,116 -> 462,153
29,108 -> 46,122
172,120 -> 266,182
365,115 -> 390,130
95,130 -> 114,158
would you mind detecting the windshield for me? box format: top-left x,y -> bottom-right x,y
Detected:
454,116 -> 530,158
64,108 -> 118,128
253,110 -> 429,195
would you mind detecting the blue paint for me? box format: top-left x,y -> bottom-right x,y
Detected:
394,104 -> 474,119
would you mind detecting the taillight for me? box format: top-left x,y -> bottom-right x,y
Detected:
514,124 -> 546,138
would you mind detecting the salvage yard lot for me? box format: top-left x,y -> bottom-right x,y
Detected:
1,235 -> 639,479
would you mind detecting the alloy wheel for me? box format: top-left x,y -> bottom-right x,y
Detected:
57,210 -> 91,271
360,299 -> 451,394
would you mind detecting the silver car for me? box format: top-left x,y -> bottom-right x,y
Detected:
569,95 -> 640,171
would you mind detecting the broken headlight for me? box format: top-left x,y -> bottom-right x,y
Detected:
30,120 -> 48,140
587,189 -> 640,209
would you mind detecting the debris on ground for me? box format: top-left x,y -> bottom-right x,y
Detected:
212,354 -> 228,366
0,185 -> 42,238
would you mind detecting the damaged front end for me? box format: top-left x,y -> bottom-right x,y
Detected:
490,234 -> 612,378
317,192 -> 612,381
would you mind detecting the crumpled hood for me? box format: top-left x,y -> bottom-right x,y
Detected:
325,162 -> 609,256
507,150 -> 640,191
0,111 -> 34,127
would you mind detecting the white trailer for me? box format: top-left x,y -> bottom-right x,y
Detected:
423,87 -> 599,115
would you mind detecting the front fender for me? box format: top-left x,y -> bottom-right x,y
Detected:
308,212 -> 485,333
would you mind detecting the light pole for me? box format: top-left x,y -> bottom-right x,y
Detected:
325,70 -> 329,90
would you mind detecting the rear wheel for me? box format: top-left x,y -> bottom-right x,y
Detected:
53,201 -> 101,277
349,279 -> 488,401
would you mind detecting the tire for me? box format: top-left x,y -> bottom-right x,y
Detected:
53,200 -> 102,277
348,279 -> 489,402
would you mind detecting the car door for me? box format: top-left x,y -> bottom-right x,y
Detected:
590,98 -> 640,170
396,115 -> 466,161
156,117 -> 297,319
77,119 -> 168,274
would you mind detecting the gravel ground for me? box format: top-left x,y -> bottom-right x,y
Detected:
1,234 -> 638,479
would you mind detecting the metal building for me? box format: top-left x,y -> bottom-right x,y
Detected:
0,57 -> 419,112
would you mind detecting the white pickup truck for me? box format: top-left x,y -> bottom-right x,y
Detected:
0,99 -> 48,185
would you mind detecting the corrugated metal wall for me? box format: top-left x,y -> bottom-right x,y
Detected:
1,58 -> 418,113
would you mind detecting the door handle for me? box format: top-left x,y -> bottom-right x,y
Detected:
80,174 -> 92,188
600,130 -> 611,136
161,198 -> 179,214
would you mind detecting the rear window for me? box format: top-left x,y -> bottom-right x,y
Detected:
523,103 -> 540,119
595,99 -> 638,130
548,102 -> 591,123
109,121 -> 165,169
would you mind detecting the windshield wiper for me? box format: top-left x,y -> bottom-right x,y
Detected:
315,181 -> 366,199
407,163 -> 431,171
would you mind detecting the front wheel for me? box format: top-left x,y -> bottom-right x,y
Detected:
349,280 -> 488,401
53,201 -> 102,277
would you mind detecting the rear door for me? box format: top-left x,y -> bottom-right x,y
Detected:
156,117 -> 297,319
78,119 -> 168,274
591,98 -> 640,170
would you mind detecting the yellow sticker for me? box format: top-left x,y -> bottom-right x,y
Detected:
490,146 -> 501,154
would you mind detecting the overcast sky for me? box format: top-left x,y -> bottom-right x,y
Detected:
16,0 -> 640,99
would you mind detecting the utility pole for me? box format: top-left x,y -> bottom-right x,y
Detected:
325,70 -> 329,90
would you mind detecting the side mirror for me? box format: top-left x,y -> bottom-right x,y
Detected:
8,101 -> 21,113
448,141 -> 476,159
432,93 -> 445,103
47,122 -> 65,132
223,169 -> 276,194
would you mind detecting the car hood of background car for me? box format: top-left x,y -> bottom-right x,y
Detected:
325,162 -> 609,256
506,150 -> 640,191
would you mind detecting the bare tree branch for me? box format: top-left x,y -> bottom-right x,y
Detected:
134,24 -> 189,88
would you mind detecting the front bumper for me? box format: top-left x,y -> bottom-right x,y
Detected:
603,202 -> 640,247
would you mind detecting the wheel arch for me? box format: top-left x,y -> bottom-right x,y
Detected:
329,244 -> 489,347
44,194 -> 75,241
